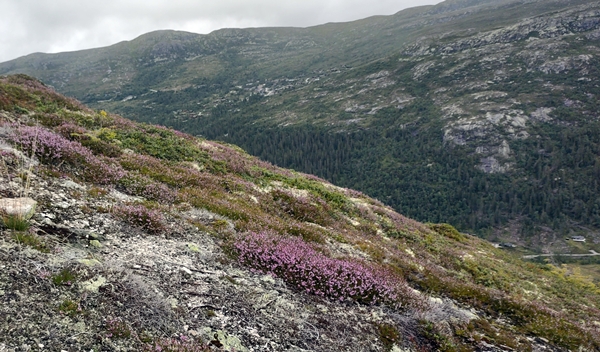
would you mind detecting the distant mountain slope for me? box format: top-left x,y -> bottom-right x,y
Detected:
1,0 -> 600,250
2,74 -> 600,351
0,0 -> 567,97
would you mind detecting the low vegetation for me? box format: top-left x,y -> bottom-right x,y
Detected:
2,214 -> 30,231
235,231 -> 415,305
1,74 -> 599,350
15,0 -> 594,251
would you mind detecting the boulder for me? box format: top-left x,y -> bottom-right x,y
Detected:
0,197 -> 37,220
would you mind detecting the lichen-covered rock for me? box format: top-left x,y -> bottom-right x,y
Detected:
89,239 -> 102,248
202,329 -> 249,352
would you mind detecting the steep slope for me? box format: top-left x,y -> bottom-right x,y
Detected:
1,0 -> 600,250
2,75 -> 600,351
199,0 -> 600,249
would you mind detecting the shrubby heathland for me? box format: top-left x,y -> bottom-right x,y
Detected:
1,75 -> 600,351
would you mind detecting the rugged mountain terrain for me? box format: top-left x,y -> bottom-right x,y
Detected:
2,75 -> 600,351
1,0 -> 600,250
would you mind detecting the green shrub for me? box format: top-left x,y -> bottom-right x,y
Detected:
377,323 -> 400,351
97,127 -> 118,141
282,177 -> 350,211
80,137 -> 122,157
285,223 -> 326,244
117,126 -> 202,162
2,215 -> 30,231
52,268 -> 77,286
428,223 -> 465,242
58,299 -> 81,317
419,320 -> 459,352
112,204 -> 168,235
211,219 -> 230,232
271,189 -> 332,226
87,186 -> 109,198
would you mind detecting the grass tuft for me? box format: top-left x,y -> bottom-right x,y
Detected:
51,268 -> 77,286
58,299 -> 82,317
2,214 -> 30,231
12,232 -> 50,253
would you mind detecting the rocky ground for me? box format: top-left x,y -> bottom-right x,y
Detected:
0,148 -> 434,352
0,140 -> 568,352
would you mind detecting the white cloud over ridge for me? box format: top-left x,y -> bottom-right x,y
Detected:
0,0 -> 441,63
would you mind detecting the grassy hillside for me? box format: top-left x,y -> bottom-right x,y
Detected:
2,74 -> 600,351
1,0 -> 600,250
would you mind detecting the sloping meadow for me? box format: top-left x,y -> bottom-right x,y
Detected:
1,74 -> 600,351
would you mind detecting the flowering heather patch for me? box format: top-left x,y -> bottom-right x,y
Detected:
110,114 -> 137,129
9,125 -> 85,163
0,149 -> 19,166
235,232 -> 406,305
198,140 -> 253,174
81,156 -> 126,184
105,317 -> 132,338
118,172 -> 177,204
143,335 -> 210,352
113,204 -> 168,235
9,125 -> 125,184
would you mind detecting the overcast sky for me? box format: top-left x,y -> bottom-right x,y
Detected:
0,0 -> 442,63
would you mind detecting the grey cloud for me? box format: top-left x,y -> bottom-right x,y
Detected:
0,0 -> 441,62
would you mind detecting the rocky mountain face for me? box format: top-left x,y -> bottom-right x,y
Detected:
1,0 -> 600,249
2,75 -> 600,351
